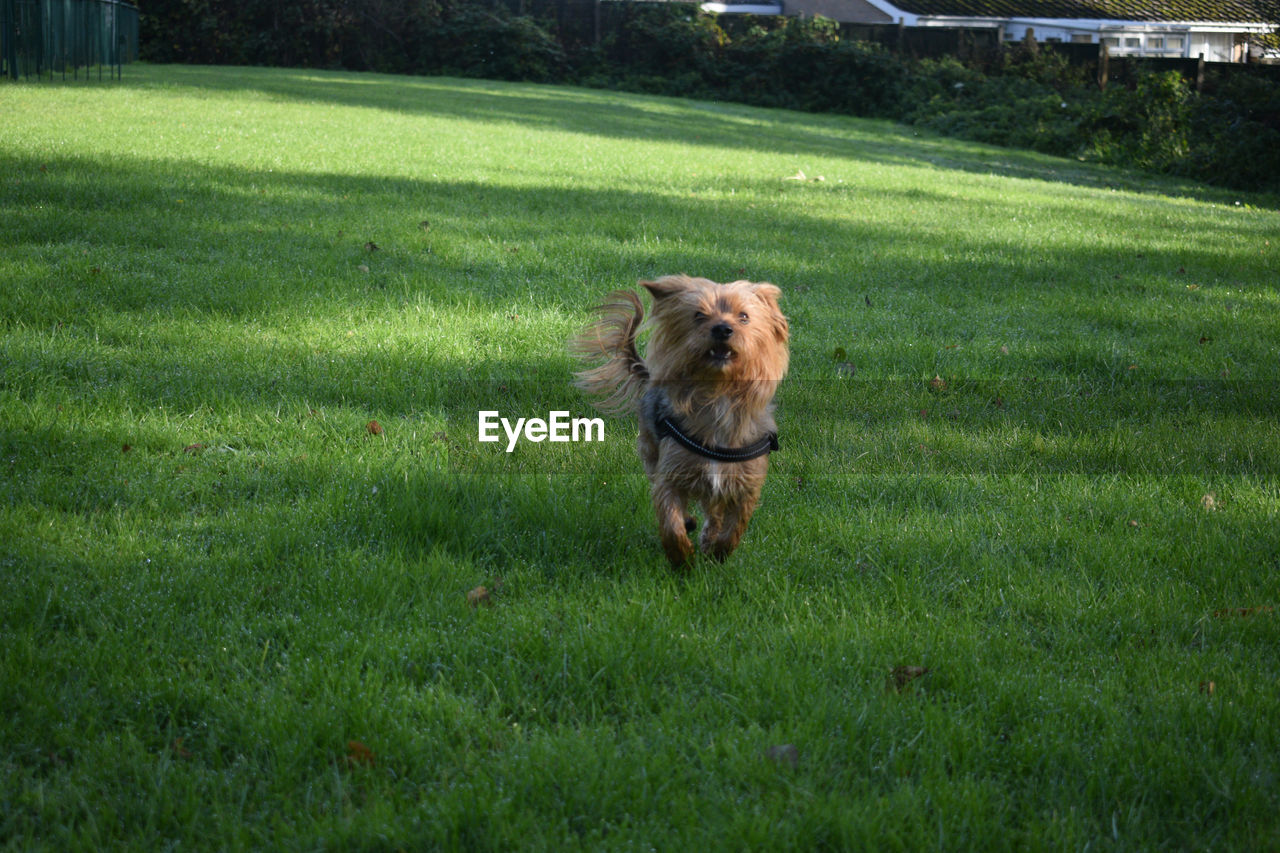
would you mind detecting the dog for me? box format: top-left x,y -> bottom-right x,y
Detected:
571,274 -> 789,568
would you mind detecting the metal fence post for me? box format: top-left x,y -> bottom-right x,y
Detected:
2,0 -> 15,79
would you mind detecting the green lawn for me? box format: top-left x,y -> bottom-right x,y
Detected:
2,64 -> 1278,849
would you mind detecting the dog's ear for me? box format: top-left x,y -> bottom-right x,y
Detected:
751,282 -> 782,304
641,275 -> 692,301
751,282 -> 789,344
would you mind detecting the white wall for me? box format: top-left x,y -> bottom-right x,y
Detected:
1186,31 -> 1235,61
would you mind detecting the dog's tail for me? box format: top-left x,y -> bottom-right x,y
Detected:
569,290 -> 649,413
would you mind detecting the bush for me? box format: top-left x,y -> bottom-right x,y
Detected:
999,40 -> 1093,88
906,61 -> 1087,156
1071,71 -> 1193,175
1183,71 -> 1280,190
139,0 -> 396,68
708,16 -> 907,116
586,3 -> 726,97
429,6 -> 567,82
904,55 -> 1280,191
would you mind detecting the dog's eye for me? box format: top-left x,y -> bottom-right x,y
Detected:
738,312 -> 750,324
694,311 -> 707,323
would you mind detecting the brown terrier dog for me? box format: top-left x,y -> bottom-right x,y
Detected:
572,275 -> 789,568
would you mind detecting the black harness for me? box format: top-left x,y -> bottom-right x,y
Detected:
641,386 -> 779,463
655,415 -> 779,463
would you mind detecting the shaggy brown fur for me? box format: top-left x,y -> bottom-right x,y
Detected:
571,275 -> 790,569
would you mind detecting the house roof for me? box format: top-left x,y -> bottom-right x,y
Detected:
886,0 -> 1280,22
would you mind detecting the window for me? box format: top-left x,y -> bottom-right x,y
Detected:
1149,37 -> 1165,49
1102,36 -> 1120,48
1071,34 -> 1093,43
1124,37 -> 1141,48
1167,37 -> 1184,49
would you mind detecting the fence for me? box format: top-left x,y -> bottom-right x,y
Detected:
1,0 -> 139,80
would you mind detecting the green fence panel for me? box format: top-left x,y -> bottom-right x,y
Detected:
2,0 -> 138,80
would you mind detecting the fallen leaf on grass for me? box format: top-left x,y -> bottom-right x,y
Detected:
467,578 -> 504,609
780,169 -> 825,183
1201,492 -> 1218,511
366,420 -> 384,436
171,738 -> 193,759
1212,606 -> 1275,619
887,665 -> 929,692
121,444 -> 132,454
345,740 -> 376,767
930,375 -> 947,391
764,744 -> 799,769
1199,681 -> 1215,695
183,443 -> 205,455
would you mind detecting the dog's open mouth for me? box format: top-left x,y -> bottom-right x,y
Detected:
707,343 -> 736,365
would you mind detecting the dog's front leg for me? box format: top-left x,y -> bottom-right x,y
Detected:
702,491 -> 760,562
652,484 -> 694,569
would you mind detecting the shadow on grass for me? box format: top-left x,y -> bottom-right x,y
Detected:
4,149 -> 1275,321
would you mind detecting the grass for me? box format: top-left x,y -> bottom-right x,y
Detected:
2,63 -> 1279,849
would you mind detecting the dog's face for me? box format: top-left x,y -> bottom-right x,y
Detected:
642,275 -> 789,383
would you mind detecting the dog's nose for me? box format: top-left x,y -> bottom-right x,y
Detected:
711,322 -> 733,341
